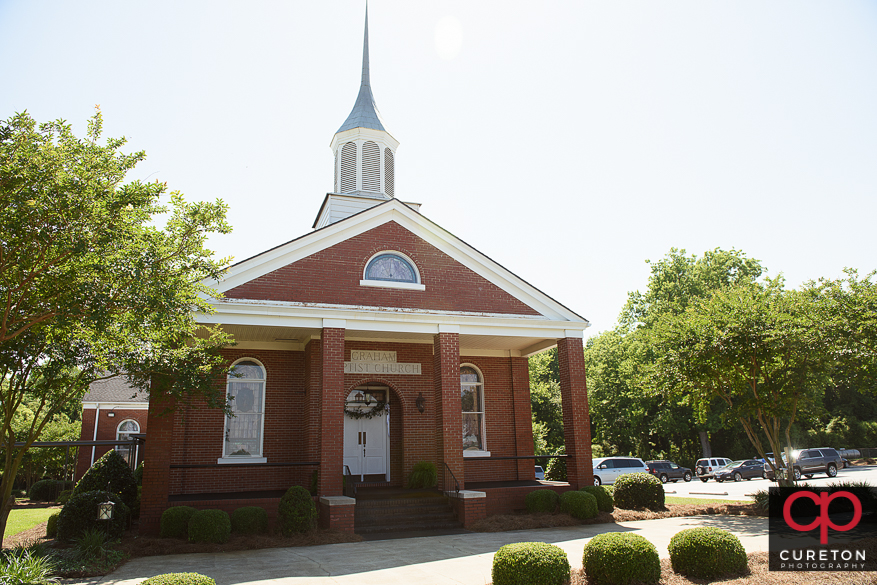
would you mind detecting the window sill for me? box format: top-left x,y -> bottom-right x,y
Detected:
217,457 -> 267,465
463,450 -> 491,458
359,280 -> 426,291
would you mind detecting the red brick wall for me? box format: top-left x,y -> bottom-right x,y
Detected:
75,407 -> 148,480
141,340 -> 537,532
434,333 -> 464,488
225,221 -> 541,316
140,395 -> 175,535
482,484 -> 571,516
557,337 -> 593,489
318,328 -> 345,496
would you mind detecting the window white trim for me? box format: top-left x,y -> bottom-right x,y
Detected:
222,357 -> 267,462
361,250 -> 422,285
358,279 -> 425,291
460,363 -> 487,454
217,457 -> 268,465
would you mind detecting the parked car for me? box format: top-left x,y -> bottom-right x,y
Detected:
592,457 -> 649,486
713,459 -> 765,482
534,465 -> 545,480
646,460 -> 692,483
764,448 -> 843,481
695,457 -> 733,482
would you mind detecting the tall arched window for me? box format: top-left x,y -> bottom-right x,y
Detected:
115,419 -> 140,463
461,365 -> 486,454
222,359 -> 266,462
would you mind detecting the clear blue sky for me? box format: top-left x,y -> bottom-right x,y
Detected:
2,1 -> 876,337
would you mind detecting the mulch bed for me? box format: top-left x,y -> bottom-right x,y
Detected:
570,553 -> 877,584
469,501 -> 761,532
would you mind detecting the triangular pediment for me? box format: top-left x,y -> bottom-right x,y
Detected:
213,200 -> 587,324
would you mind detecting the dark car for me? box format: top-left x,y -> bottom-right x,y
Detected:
714,459 -> 765,482
764,448 -> 844,481
646,460 -> 693,483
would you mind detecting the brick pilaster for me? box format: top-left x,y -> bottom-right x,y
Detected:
139,394 -> 175,535
433,331 -> 463,490
557,337 -> 593,489
511,356 -> 536,480
318,328 -> 345,496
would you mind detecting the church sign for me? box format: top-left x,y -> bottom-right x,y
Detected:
344,350 -> 421,375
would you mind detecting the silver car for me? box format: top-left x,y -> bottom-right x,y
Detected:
592,456 -> 648,486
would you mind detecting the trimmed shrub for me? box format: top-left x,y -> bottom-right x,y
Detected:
140,573 -> 216,585
187,509 -> 231,544
160,506 -> 198,539
28,479 -> 65,502
133,461 -> 145,486
525,489 -> 559,514
231,506 -> 268,535
73,450 -> 138,510
545,457 -> 567,481
56,490 -> 130,542
580,485 -> 613,512
57,490 -> 73,505
278,486 -> 317,535
559,490 -> 598,520
407,461 -> 437,489
582,532 -> 661,585
668,527 -> 748,579
46,512 -> 60,538
612,473 -> 665,511
492,541 -> 570,585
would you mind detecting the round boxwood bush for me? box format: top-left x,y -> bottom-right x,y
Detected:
407,461 -> 437,489
231,506 -> 268,535
560,490 -> 598,520
582,532 -> 661,585
133,461 -> 145,486
140,573 -> 216,585
57,489 -> 73,505
525,489 -> 559,513
492,541 -> 570,585
187,509 -> 231,544
46,512 -> 60,538
73,449 -> 138,510
278,486 -> 317,535
28,479 -> 62,502
668,527 -> 748,579
580,485 -> 613,512
160,506 -> 198,538
612,473 -> 665,511
56,490 -> 130,542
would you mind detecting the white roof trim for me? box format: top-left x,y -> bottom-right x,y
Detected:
210,200 -> 588,325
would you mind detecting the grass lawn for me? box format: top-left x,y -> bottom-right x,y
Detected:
4,507 -> 57,539
665,496 -> 748,506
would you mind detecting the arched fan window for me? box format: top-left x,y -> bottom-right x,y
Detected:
364,253 -> 418,283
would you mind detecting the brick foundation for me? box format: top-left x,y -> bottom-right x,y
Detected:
319,496 -> 356,532
450,491 -> 487,528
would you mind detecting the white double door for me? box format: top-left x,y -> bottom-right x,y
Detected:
343,412 -> 388,480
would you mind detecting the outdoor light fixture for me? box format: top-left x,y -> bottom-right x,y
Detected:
107,412 -> 115,418
416,392 -> 425,414
354,391 -> 365,403
97,500 -> 115,521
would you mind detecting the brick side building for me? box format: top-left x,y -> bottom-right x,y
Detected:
76,377 -> 148,479
139,9 -> 593,534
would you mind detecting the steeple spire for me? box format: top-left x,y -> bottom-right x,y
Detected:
337,5 -> 388,134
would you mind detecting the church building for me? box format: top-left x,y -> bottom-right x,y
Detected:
139,10 -> 593,535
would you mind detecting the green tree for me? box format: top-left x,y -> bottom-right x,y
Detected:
0,109 -> 234,543
650,279 -> 829,485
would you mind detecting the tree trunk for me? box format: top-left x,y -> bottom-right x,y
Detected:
0,493 -> 14,549
699,431 -> 712,458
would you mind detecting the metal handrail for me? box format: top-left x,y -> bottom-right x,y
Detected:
343,465 -> 357,498
442,461 -> 460,496
463,454 -> 569,461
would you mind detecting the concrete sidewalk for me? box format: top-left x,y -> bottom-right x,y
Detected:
94,515 -> 767,585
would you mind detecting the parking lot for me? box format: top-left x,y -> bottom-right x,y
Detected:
661,463 -> 877,500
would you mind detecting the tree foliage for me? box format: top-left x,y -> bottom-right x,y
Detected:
0,109 -> 234,543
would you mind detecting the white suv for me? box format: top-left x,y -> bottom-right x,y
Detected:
695,457 -> 732,482
592,457 -> 649,486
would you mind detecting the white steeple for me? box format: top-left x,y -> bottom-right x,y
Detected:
329,5 -> 399,200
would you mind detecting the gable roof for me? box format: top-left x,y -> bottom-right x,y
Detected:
82,377 -> 148,404
213,199 -> 588,325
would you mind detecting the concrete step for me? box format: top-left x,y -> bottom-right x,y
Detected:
356,518 -> 463,534
354,495 -> 462,534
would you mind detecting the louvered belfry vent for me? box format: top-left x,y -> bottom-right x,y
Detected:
362,141 -> 380,192
334,150 -> 339,192
384,148 -> 394,197
340,142 -> 357,192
